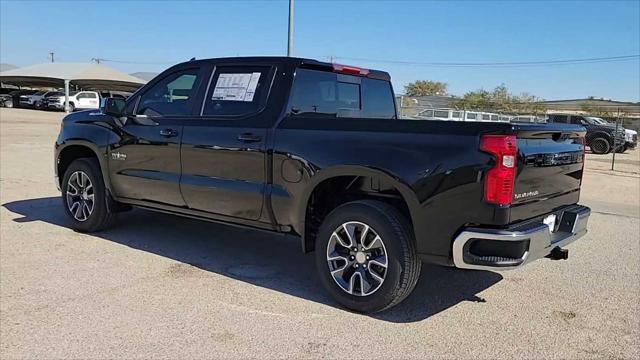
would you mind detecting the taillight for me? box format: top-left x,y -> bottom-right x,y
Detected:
480,135 -> 517,206
332,63 -> 370,76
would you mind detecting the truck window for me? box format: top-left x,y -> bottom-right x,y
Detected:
549,115 -> 569,123
136,68 -> 200,117
570,116 -> 585,125
289,68 -> 395,119
434,110 -> 449,118
202,66 -> 272,117
361,76 -> 396,119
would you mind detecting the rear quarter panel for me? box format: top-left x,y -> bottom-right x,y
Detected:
272,118 -> 514,261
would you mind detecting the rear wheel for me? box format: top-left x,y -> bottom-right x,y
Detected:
5,100 -> 13,108
61,158 -> 115,232
314,200 -> 421,313
590,137 -> 611,154
67,102 -> 75,112
615,144 -> 628,153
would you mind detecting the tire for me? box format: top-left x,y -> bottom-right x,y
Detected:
314,200 -> 421,313
590,137 -> 611,154
67,102 -> 75,112
5,100 -> 13,108
61,158 -> 115,232
615,144 -> 627,153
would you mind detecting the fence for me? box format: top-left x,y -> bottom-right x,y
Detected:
396,97 -> 632,171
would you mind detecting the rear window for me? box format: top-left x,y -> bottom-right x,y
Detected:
288,68 -> 395,119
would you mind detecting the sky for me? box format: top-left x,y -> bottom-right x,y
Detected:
1,0 -> 639,101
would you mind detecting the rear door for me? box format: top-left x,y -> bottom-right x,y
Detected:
179,63 -> 278,220
108,66 -> 206,206
76,92 -> 92,108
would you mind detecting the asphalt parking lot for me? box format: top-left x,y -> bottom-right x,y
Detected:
1,108 -> 638,359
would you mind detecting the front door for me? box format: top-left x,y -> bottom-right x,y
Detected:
108,67 -> 205,206
180,64 -> 277,220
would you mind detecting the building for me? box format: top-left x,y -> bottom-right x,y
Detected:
539,98 -> 640,117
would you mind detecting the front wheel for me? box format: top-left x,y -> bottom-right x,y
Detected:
590,137 -> 611,154
61,158 -> 115,232
315,200 -> 421,313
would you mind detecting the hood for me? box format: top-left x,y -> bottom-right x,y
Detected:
588,124 -> 621,133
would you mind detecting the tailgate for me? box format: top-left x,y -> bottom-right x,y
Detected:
510,124 -> 586,222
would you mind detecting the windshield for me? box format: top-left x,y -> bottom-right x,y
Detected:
584,116 -> 610,125
34,91 -> 46,96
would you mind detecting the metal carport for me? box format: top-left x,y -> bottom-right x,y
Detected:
0,63 -> 146,111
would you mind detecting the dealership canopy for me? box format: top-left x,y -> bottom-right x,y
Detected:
0,62 -> 146,92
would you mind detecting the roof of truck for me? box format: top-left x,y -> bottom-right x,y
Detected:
171,56 -> 391,81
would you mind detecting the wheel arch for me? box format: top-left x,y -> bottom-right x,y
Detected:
56,141 -> 111,192
587,131 -> 613,145
295,165 -> 420,253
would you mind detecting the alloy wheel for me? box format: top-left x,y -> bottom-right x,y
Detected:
66,171 -> 95,221
591,139 -> 610,154
326,221 -> 388,296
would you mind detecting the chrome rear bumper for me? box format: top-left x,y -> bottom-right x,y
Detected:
452,205 -> 590,271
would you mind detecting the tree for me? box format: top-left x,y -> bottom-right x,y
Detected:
452,89 -> 494,111
404,80 -> 448,96
580,100 -> 620,118
452,84 -> 546,114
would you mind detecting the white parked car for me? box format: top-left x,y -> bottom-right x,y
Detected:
45,91 -> 101,112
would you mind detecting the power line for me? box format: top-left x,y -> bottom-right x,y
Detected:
329,54 -> 640,68
97,58 -> 178,65
92,54 -> 640,69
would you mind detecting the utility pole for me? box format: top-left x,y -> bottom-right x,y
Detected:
49,52 -> 54,63
611,107 -> 620,171
91,58 -> 102,64
287,0 -> 294,56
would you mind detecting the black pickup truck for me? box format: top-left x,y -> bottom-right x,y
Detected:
547,113 -> 627,154
55,57 -> 591,313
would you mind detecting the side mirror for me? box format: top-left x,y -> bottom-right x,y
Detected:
101,98 -> 126,118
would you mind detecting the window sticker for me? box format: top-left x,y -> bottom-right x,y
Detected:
211,72 -> 261,102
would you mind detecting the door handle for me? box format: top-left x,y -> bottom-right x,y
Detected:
159,128 -> 178,137
237,133 -> 262,143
